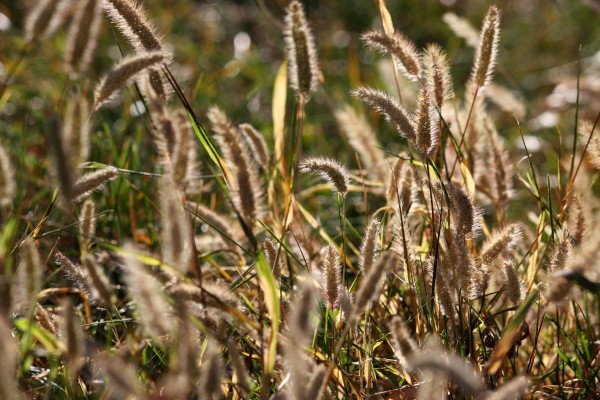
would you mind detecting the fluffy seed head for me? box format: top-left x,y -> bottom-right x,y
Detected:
361,30 -> 421,80
94,51 -> 169,110
289,278 -> 317,347
71,166 -> 119,203
0,319 -> 19,399
79,199 -> 96,250
408,351 -> 483,396
24,0 -> 68,42
208,106 -> 264,227
359,218 -> 381,274
388,316 -> 418,368
63,98 -> 91,171
0,141 -> 16,208
335,104 -> 386,181
284,0 -> 320,98
351,252 -> 394,320
320,245 -> 341,309
486,378 -> 530,400
122,242 -> 173,338
65,0 -> 102,77
12,238 -> 43,314
81,253 -> 114,307
470,6 -> 501,90
414,88 -> 440,155
480,223 -> 522,266
352,87 -> 416,143
227,340 -> 251,396
239,123 -> 270,172
579,119 -> 600,170
102,0 -> 168,54
59,297 -> 84,376
422,43 -> 454,109
387,159 -> 415,213
160,178 -> 191,273
299,156 -> 350,196
443,182 -> 481,240
503,259 -> 524,306
442,12 -> 480,48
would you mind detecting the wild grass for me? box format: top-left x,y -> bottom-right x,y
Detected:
0,0 -> 599,399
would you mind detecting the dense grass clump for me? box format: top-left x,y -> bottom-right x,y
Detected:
1,0 -> 600,399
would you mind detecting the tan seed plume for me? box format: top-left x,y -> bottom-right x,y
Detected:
63,98 -> 91,172
24,0 -> 66,42
442,12 -> 480,48
102,0 -> 167,53
65,0 -> 102,77
239,123 -> 270,171
81,253 -> 114,307
471,6 -> 501,90
335,104 -> 386,181
160,178 -> 191,274
299,156 -> 350,197
122,242 -> 173,338
352,87 -> 416,143
284,0 -> 320,98
79,199 -> 96,250
388,316 -> 418,368
423,44 -> 454,109
12,238 -> 43,314
94,51 -> 169,110
71,166 -> 119,203
59,297 -> 84,377
414,88 -> 439,155
0,141 -> 16,208
359,218 -> 381,274
480,223 -> 522,266
208,106 -> 264,227
320,244 -> 341,310
361,30 -> 421,81
351,252 -> 394,320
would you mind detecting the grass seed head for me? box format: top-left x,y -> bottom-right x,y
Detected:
94,51 -> 169,110
351,86 -> 416,144
299,156 -> 350,197
102,0 -> 169,54
71,166 -> 119,203
470,6 -> 501,90
423,43 -> 454,109
361,30 -> 421,80
284,0 -> 320,99
65,0 -> 102,77
0,141 -> 16,208
320,244 -> 341,310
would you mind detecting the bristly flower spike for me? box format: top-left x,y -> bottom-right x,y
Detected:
284,0 -> 320,99
299,156 -> 350,197
470,6 -> 501,90
361,30 -> 421,81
